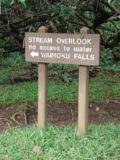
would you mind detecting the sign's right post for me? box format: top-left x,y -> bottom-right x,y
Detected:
77,27 -> 90,136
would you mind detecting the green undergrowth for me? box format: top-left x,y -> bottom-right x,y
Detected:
0,74 -> 120,104
0,124 -> 120,160
0,67 -> 27,84
0,52 -> 31,67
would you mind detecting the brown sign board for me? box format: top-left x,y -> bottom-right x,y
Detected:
25,33 -> 100,66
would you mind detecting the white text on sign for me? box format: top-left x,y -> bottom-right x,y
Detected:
25,33 -> 100,66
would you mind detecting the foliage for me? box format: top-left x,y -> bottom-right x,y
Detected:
0,67 -> 15,84
0,0 -> 120,73
1,0 -> 120,54
49,63 -> 78,71
48,4 -> 75,18
0,124 -> 120,159
0,52 -> 31,66
100,48 -> 113,70
0,52 -> 34,84
0,74 -> 120,104
100,48 -> 120,72
2,0 -> 26,7
0,67 -> 27,84
0,48 -> 4,59
0,49 -> 120,86
108,0 -> 120,7
89,48 -> 120,73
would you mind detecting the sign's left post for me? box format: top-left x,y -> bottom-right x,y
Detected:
38,26 -> 48,128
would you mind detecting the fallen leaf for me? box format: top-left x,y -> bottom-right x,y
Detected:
3,155 -> 9,160
96,107 -> 100,111
32,146 -> 44,154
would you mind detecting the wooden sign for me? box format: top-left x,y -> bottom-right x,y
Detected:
25,33 -> 100,66
25,26 -> 100,136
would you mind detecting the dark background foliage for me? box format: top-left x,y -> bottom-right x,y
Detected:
0,0 -> 120,72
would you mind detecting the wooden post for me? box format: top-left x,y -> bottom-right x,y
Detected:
77,27 -> 90,135
38,26 -> 48,128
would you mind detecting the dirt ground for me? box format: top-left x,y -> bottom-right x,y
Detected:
0,98 -> 120,132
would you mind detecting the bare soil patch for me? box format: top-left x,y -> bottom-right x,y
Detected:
0,99 -> 120,132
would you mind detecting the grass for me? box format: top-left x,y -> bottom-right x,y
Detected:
0,52 -> 31,67
0,67 -> 27,84
0,124 -> 120,160
0,54 -> 120,160
0,74 -> 120,104
89,73 -> 120,102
